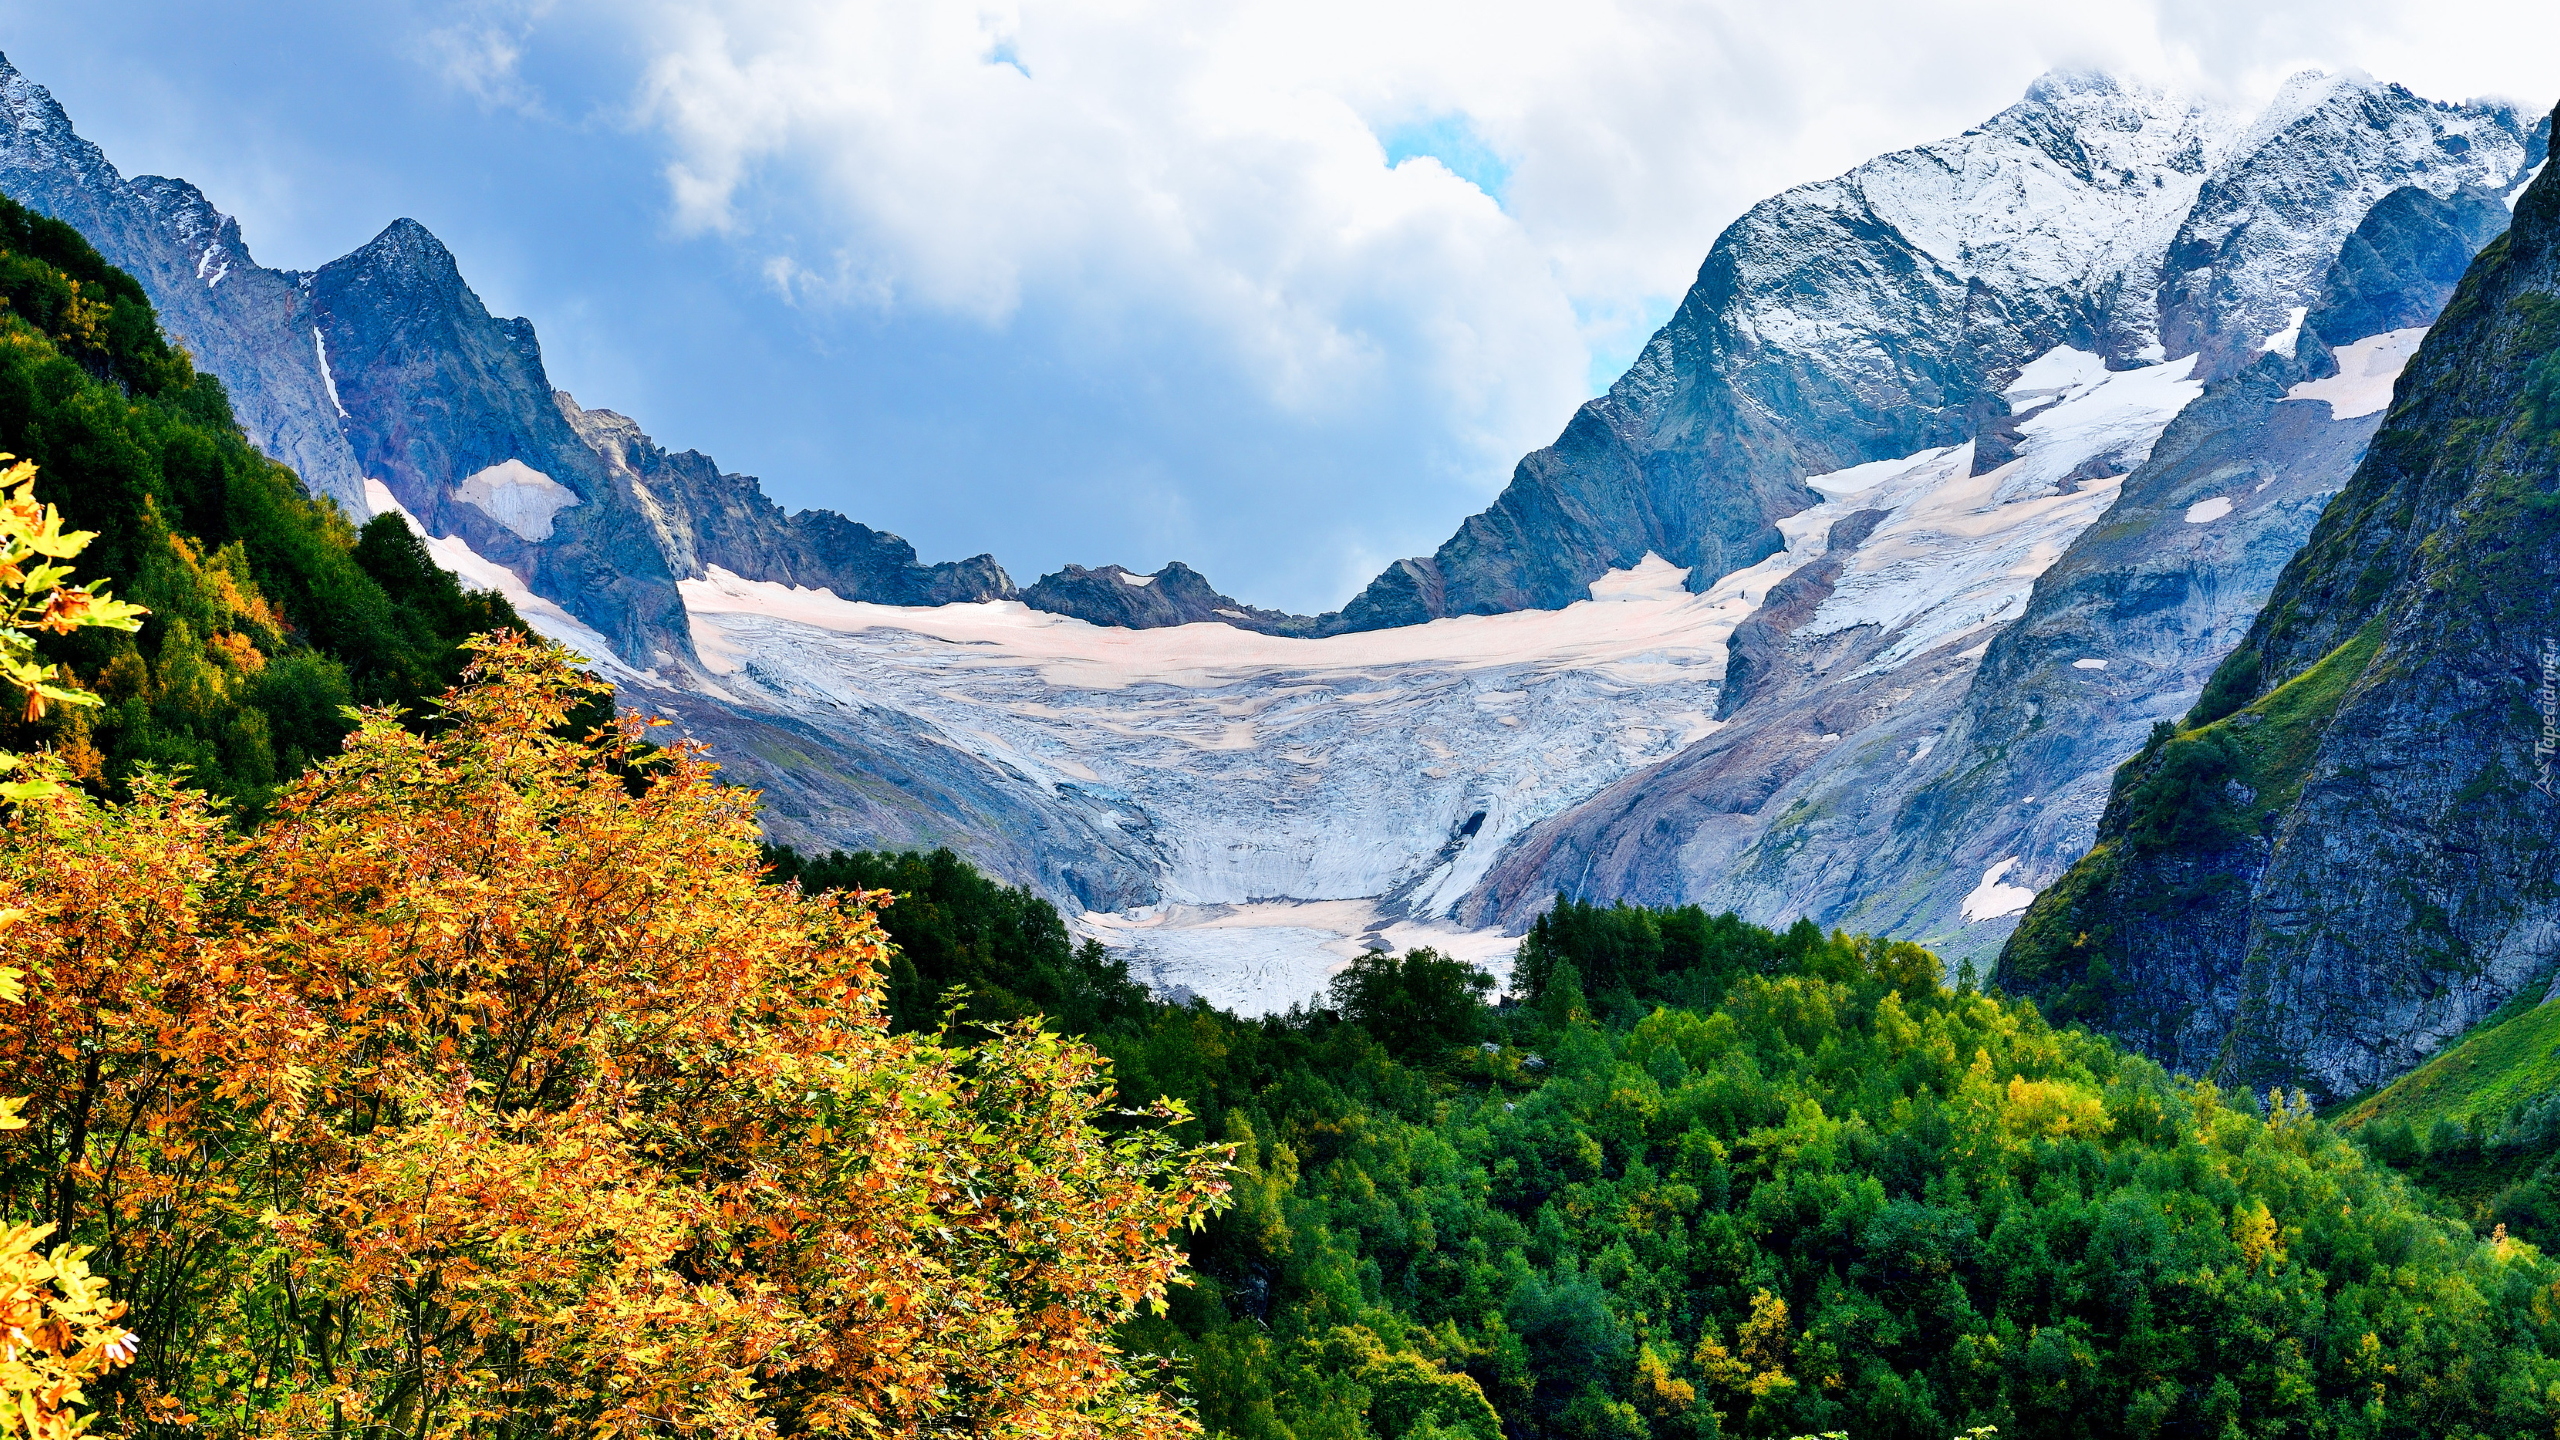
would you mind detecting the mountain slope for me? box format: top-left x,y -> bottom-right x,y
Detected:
0,63 -> 366,511
1459,116 -> 2543,956
0,51 -> 1011,671
1999,118 -> 2560,1101
0,189 -> 515,813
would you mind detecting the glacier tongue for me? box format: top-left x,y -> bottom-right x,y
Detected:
1080,900 -> 1527,1015
668,343 -> 2208,1012
679,557 -> 1761,1011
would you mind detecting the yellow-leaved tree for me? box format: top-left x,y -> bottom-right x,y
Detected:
0,618 -> 1229,1440
0,455 -> 146,1440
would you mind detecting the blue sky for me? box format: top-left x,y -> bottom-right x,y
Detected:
4,1 -> 2553,612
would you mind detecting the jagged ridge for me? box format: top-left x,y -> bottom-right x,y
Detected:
0,52 -> 1012,670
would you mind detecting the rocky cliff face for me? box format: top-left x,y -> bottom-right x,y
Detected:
559,397 -> 1010,608
2305,184 -> 2516,348
0,51 -> 1010,670
1343,72 -> 2537,632
1998,124 -> 2560,1101
303,218 -> 696,666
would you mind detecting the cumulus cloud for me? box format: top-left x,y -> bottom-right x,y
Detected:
542,0 -> 2557,608
622,1 -> 1582,448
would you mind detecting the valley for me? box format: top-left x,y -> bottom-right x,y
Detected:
7,27 -> 2560,1440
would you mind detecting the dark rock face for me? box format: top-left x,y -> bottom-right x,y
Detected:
305,219 -> 691,665
1332,556 -> 1446,632
2306,184 -> 2517,350
1999,128 -> 2560,1101
1344,72 -> 2537,634
1714,508 -> 1888,720
1020,561 -> 1321,633
561,399 -> 1009,607
2159,88 -> 2549,379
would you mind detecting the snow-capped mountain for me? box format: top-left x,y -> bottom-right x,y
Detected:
1323,72 -> 2537,630
2,51 -> 2546,1023
1464,175 -> 2531,970
673,57 -> 2537,1009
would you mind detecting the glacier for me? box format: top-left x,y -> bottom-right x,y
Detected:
638,341 -> 2211,1011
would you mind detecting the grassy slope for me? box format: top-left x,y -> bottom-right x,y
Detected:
2333,977 -> 2560,1228
2338,982 -> 2560,1137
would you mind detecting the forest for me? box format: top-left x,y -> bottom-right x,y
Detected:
4,196 -> 2560,1440
789,868 -> 2560,1440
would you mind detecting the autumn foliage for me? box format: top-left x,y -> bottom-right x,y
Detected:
0,633 -> 1229,1440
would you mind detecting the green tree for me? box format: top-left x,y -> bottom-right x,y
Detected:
1327,947 -> 1495,1062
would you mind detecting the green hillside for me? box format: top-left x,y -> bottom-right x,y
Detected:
779,857 -> 2560,1440
0,189 -> 516,813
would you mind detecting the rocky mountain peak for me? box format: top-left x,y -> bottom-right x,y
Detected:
2157,72 -> 2537,377
123,175 -> 256,290
0,54 -> 371,510
1321,69 -> 2538,641
322,217 -> 475,306
1018,560 -> 1324,634
0,52 -> 109,181
1995,109 -> 2560,1099
2019,67 -> 2128,105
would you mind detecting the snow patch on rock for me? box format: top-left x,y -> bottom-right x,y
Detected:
313,329 -> 347,418
2184,496 -> 2234,524
2260,305 -> 2308,354
2286,327 -> 2427,420
2512,162 -> 2547,209
362,478 -> 636,680
455,459 -> 582,542
1961,857 -> 2039,922
2073,658 -> 2109,670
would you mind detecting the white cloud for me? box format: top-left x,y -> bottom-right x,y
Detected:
426,0 -> 559,116
621,0 -> 1586,448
